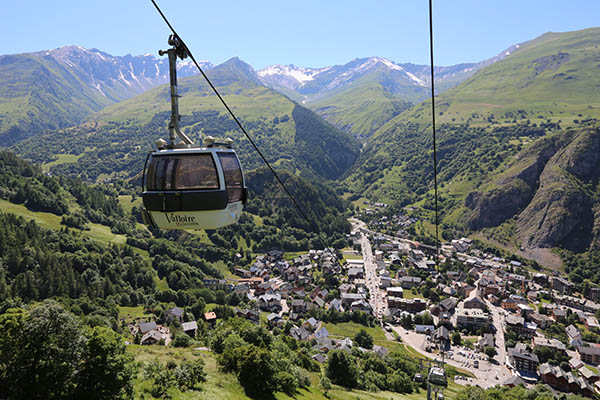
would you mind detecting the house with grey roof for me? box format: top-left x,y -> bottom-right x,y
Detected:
182,321 -> 198,337
139,321 -> 157,334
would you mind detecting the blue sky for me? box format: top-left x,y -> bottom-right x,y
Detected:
3,1 -> 599,69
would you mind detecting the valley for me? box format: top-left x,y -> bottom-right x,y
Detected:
0,23 -> 599,400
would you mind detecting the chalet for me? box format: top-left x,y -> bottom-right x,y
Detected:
487,294 -> 501,306
313,327 -> 330,340
433,326 -> 450,350
290,326 -> 311,341
380,276 -> 392,288
553,307 -> 567,323
254,282 -> 272,296
415,325 -> 435,334
139,321 -> 158,334
570,357 -> 585,370
508,343 -> 539,373
454,282 -> 475,298
312,353 -> 327,363
532,336 -> 566,354
341,293 -> 364,307
589,287 -> 600,302
530,312 -> 553,329
204,312 -> 217,325
533,273 -> 548,285
284,266 -> 299,282
517,303 -> 534,318
354,279 -> 366,288
566,325 -> 583,345
431,297 -> 457,316
166,307 -> 184,323
476,333 -> 495,351
463,294 -> 487,311
585,316 -> 600,331
291,287 -> 305,298
350,299 -> 371,313
238,276 -> 263,289
527,291 -> 539,302
313,296 -> 325,309
505,315 -> 537,338
399,276 -> 421,289
502,375 -> 526,388
236,308 -> 259,322
291,299 -> 307,313
234,283 -> 250,295
579,367 -> 599,383
235,268 -> 252,278
258,293 -> 281,312
578,346 -> 600,365
539,363 -> 595,396
267,313 -> 284,329
182,321 -> 198,337
328,298 -> 344,312
303,317 -> 321,331
141,330 -> 165,346
373,345 -> 389,357
339,283 -> 353,294
501,298 -> 519,311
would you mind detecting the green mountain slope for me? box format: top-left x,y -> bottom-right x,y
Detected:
344,27 -> 600,255
0,53 -> 112,144
309,77 -> 416,140
15,57 -> 360,182
401,27 -> 600,128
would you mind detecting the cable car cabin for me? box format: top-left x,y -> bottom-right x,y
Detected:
428,367 -> 447,387
142,147 -> 247,230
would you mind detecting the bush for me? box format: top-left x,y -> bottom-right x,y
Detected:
354,328 -> 374,349
173,333 -> 191,348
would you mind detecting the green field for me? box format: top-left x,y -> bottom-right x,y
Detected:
0,198 -> 127,245
128,344 -> 464,400
42,153 -> 83,172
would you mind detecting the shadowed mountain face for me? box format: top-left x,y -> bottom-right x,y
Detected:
466,127 -> 600,251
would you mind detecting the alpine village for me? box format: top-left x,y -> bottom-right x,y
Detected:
2,4 -> 600,400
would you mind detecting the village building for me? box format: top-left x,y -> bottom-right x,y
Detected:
508,343 -> 539,374
182,321 -> 198,337
456,308 -> 490,330
578,346 -> 600,365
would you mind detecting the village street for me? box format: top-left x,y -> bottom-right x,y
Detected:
351,217 -> 514,387
351,219 -> 387,319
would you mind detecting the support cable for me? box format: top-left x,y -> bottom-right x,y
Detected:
428,0 -> 441,259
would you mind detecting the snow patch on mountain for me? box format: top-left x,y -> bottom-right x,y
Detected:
258,64 -> 326,84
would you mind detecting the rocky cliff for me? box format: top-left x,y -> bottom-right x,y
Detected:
466,126 -> 600,251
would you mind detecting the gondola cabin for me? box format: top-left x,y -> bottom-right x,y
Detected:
142,146 -> 247,230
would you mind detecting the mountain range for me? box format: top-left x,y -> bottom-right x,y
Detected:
0,45 -> 209,144
0,42 -> 515,144
2,27 -> 600,263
